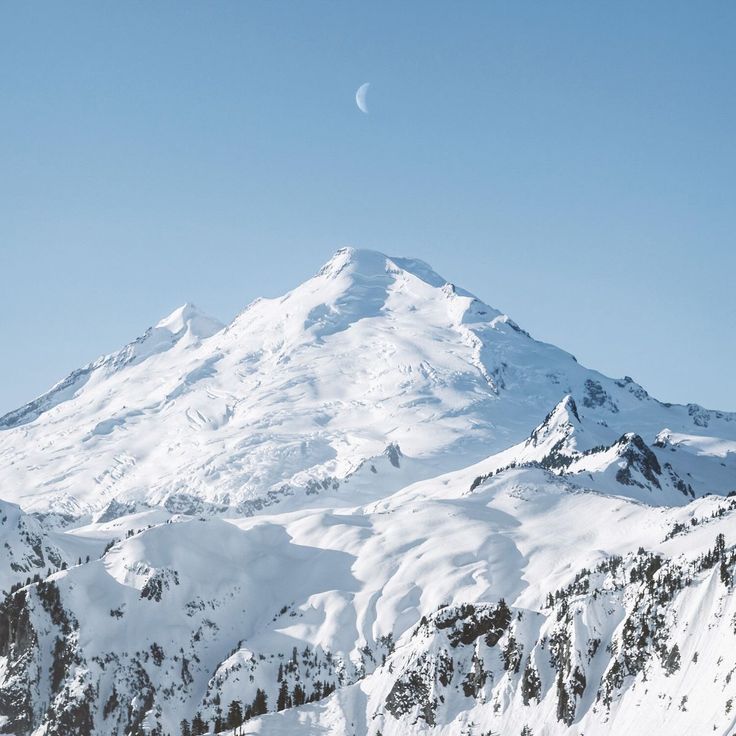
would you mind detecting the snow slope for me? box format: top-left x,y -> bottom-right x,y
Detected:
0,248 -> 733,517
2,463 -> 736,735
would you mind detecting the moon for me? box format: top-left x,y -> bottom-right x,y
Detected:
355,82 -> 370,114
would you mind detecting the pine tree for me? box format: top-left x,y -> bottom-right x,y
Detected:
179,720 -> 191,736
665,643 -> 681,675
720,558 -> 731,586
716,533 -> 726,556
494,598 -> 512,629
292,683 -> 306,706
190,713 -> 207,735
486,598 -> 513,646
251,688 -> 268,716
227,700 -> 243,729
521,661 -> 541,704
502,634 -> 522,672
277,679 -> 292,710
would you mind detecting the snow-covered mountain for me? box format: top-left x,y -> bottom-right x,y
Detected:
1,248 -> 733,517
0,248 -> 734,736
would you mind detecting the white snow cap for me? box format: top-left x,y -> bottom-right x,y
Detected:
155,303 -> 224,340
319,246 -> 470,293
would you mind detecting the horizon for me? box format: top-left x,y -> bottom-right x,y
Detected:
2,2 -> 735,413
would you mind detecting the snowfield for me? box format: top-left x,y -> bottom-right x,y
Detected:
0,248 -> 734,736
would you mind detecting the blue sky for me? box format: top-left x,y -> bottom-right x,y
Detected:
1,1 -> 734,413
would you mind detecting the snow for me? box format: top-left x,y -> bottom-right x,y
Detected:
0,249 -> 734,736
0,249 -> 733,517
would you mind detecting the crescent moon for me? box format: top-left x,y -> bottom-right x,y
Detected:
355,82 -> 370,114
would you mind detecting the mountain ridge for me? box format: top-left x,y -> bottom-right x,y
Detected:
0,248 -> 733,517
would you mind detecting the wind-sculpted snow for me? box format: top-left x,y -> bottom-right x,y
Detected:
0,248 -> 733,516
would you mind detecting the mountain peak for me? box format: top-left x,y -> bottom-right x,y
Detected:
317,247 -> 387,278
154,303 -> 223,340
527,395 -> 583,449
0,304 -> 223,431
317,247 -> 469,295
3,248 -> 735,515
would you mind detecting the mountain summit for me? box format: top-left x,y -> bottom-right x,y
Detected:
0,249 -> 733,516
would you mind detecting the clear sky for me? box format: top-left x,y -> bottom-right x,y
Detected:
1,1 -> 734,414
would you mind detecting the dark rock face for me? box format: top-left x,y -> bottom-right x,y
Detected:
385,601 -> 517,726
688,403 -> 710,428
385,669 -> 437,725
663,462 -> 695,498
96,500 -> 140,524
0,590 -> 36,735
583,379 -> 619,413
0,580 -> 89,736
384,443 -> 402,468
614,434 -> 662,489
615,376 -> 650,401
435,600 -> 512,648
140,569 -> 180,602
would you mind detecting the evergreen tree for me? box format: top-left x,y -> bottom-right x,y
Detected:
485,598 -> 513,646
179,720 -> 191,736
720,558 -> 731,586
190,713 -> 207,735
251,688 -> 268,716
665,643 -> 681,675
292,683 -> 306,707
227,700 -> 243,729
494,598 -> 512,629
716,533 -> 726,556
501,633 -> 522,672
277,679 -> 292,711
521,661 -> 541,705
